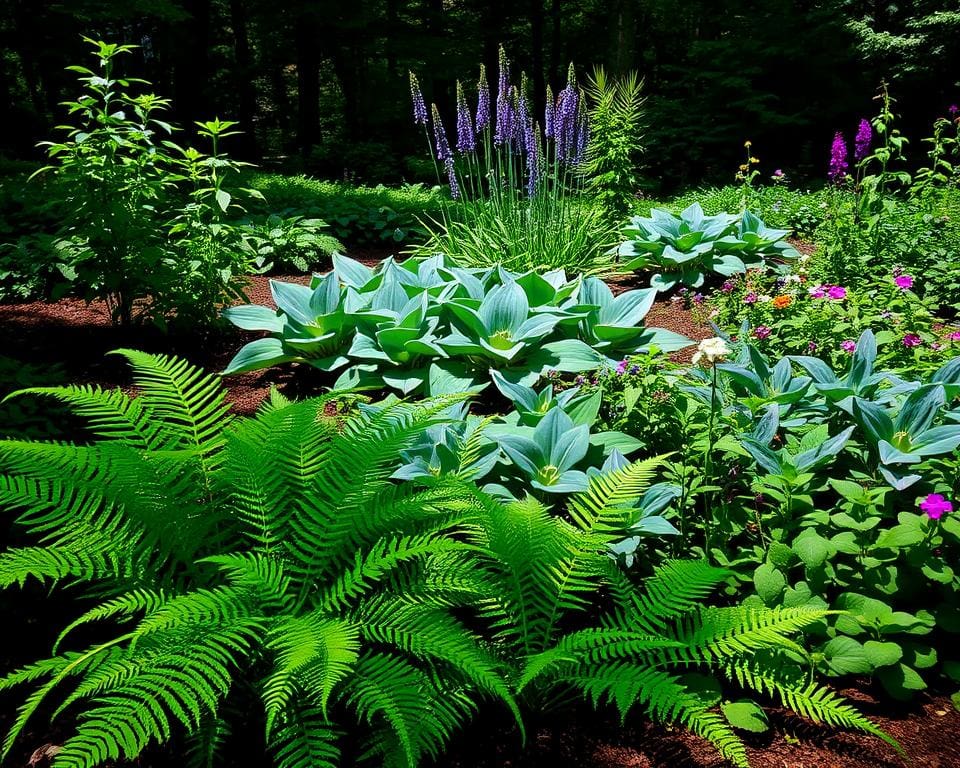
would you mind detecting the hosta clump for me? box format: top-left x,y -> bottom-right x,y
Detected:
0,351 -> 519,768
618,203 -> 799,291
223,253 -> 691,394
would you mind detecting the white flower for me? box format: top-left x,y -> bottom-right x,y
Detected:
693,337 -> 731,368
759,294 -> 773,303
784,274 -> 801,284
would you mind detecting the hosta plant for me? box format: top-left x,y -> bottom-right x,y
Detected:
0,351 -> 519,768
223,253 -> 690,394
618,203 -> 799,291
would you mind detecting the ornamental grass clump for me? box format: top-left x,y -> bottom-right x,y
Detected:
410,48 -> 613,274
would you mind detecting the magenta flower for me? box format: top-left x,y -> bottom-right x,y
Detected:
828,131 -> 849,182
950,105 -> 959,117
721,281 -> 734,293
693,293 -> 705,305
841,339 -> 856,353
615,359 -> 629,375
807,341 -> 818,353
827,285 -> 847,300
773,169 -> 784,177
894,274 -> 914,290
744,292 -> 758,304
854,119 -> 872,162
753,325 -> 771,340
920,493 -> 953,520
902,333 -> 922,348
949,331 -> 960,342
809,285 -> 827,299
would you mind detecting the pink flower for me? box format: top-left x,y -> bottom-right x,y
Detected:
841,339 -> 856,353
615,359 -> 629,375
827,285 -> 847,300
894,274 -> 914,290
721,281 -> 734,293
807,341 -> 818,353
744,292 -> 758,304
902,333 -> 922,348
920,493 -> 953,520
949,331 -> 960,342
808,285 -> 827,299
753,325 -> 771,340
693,293 -> 705,305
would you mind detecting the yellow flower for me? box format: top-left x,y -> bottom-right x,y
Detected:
744,140 -> 752,147
750,156 -> 760,164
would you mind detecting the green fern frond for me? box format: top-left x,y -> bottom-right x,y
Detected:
4,384 -> 160,449
263,614 -> 360,731
184,713 -> 232,768
567,454 -> 665,532
269,706 -> 341,768
54,589 -> 167,653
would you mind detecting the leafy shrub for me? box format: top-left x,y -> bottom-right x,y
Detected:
222,253 -> 691,394
243,173 -> 440,247
0,352 -> 895,768
239,213 -> 341,272
618,203 -> 799,291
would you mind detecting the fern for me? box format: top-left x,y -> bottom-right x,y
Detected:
0,352 -> 511,768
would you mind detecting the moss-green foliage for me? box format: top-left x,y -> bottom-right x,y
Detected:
0,352 -> 896,768
244,173 -> 443,248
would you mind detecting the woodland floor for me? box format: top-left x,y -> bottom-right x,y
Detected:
1,243 -> 958,766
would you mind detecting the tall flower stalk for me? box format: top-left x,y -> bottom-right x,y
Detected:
408,47 -> 609,273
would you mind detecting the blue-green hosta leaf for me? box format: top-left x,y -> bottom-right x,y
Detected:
437,332 -> 485,357
790,355 -> 838,384
878,466 -> 922,490
514,313 -> 561,341
223,337 -> 295,374
707,254 -> 747,277
222,304 -> 284,333
348,333 -> 391,362
534,408 -> 584,467
793,426 -> 855,472
741,437 -> 782,475
499,434 -> 545,476
370,274 -> 409,315
514,270 -> 559,307
270,279 -> 317,326
447,302 -> 488,339
381,369 -> 427,395
629,515 -> 680,536
878,440 -> 922,465
751,405 -> 779,445
479,281 -> 528,334
566,390 -> 601,427
375,325 -> 421,355
718,363 -> 766,397
528,339 -> 606,374
590,324 -> 643,345
604,287 -> 657,327
909,425 -> 960,456
631,328 -> 693,354
405,338 -> 445,358
309,272 -> 343,315
332,252 -> 375,289
532,469 -> 589,494
637,483 -> 682,516
427,361 -> 485,396
894,384 -> 945,435
848,329 -> 877,389
851,397 -> 895,444
490,369 -> 539,412
478,337 -> 525,361
332,363 -> 379,390
649,272 -> 679,292
932,357 -> 960,399
589,431 -> 643,456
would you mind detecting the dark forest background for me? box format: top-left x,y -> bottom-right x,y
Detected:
1,0 -> 958,191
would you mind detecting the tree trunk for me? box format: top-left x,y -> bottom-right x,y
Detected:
229,0 -> 259,158
295,5 -> 321,155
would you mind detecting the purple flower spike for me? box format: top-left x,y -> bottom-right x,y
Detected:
573,97 -> 589,164
444,157 -> 460,200
854,119 -> 872,162
828,131 -> 848,182
431,103 -> 452,161
494,46 -> 513,146
526,119 -> 540,197
455,81 -> 475,153
476,64 -> 491,132
544,84 -> 555,138
409,72 -> 427,126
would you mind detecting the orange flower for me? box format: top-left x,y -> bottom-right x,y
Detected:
771,295 -> 792,309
